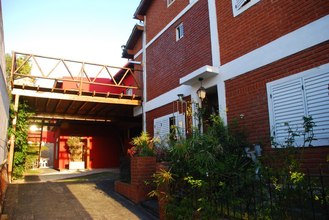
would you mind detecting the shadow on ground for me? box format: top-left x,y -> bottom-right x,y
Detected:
3,171 -> 158,220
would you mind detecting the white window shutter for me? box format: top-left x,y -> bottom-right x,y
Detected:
270,78 -> 306,145
154,116 -> 170,140
304,72 -> 329,140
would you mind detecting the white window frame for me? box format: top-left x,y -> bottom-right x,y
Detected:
154,112 -> 186,141
176,23 -> 184,41
232,0 -> 260,17
167,0 -> 175,7
266,63 -> 329,148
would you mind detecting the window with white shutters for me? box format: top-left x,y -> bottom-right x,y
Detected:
154,112 -> 186,141
232,0 -> 260,17
267,65 -> 329,147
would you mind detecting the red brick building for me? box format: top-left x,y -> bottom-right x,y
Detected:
123,0 -> 329,172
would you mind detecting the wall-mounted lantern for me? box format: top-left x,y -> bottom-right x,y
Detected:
196,77 -> 206,101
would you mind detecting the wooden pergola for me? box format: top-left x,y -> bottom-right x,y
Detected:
8,51 -> 142,180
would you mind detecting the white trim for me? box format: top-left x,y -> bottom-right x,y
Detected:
221,15 -> 329,81
145,85 -> 191,112
146,1 -> 198,48
180,65 -> 219,85
232,0 -> 261,17
134,106 -> 142,116
134,0 -> 198,60
217,78 -> 227,124
266,63 -> 329,147
268,63 -> 329,86
176,23 -> 184,41
167,0 -> 175,7
208,0 -> 221,66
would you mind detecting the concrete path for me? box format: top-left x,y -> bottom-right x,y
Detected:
2,169 -> 158,220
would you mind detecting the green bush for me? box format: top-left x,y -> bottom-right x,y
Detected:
164,115 -> 255,219
8,101 -> 34,179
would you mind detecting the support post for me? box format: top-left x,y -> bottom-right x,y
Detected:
142,15 -> 147,132
37,120 -> 44,168
86,137 -> 90,169
8,94 -> 19,182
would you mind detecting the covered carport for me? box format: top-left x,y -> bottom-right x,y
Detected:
8,52 -> 142,179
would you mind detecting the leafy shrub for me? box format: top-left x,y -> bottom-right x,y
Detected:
129,131 -> 158,157
163,115 -> 255,219
8,101 -> 34,179
66,137 -> 84,161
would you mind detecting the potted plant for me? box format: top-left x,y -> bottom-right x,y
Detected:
66,136 -> 85,170
128,131 -> 157,184
128,131 -> 157,157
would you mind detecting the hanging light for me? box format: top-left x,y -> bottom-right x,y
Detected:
197,77 -> 206,101
177,94 -> 184,102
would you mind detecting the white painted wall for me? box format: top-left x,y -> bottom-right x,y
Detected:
0,0 -> 9,164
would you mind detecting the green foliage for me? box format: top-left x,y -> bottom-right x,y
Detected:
66,137 -> 84,162
159,115 -> 326,219
130,131 -> 157,157
8,101 -> 34,179
5,53 -> 32,78
148,168 -> 174,198
268,116 -> 317,174
163,115 -> 255,219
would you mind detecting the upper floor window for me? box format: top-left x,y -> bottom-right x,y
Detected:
232,0 -> 260,17
167,0 -> 175,7
176,23 -> 184,41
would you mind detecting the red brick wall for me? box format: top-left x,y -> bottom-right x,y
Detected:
146,0 -> 212,100
146,102 -> 175,137
146,0 -> 190,42
216,0 -> 329,65
115,157 -> 156,204
225,41 -> 329,172
133,35 -> 143,54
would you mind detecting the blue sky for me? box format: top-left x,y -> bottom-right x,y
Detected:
2,0 -> 141,67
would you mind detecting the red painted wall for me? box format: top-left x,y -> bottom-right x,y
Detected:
88,136 -> 120,168
53,122 -> 123,169
216,0 -> 329,65
146,0 -> 212,100
60,76 -> 137,95
28,130 -> 55,144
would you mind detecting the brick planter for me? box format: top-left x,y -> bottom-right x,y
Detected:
115,156 -> 156,204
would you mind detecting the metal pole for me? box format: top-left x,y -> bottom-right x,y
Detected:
8,94 -> 19,182
142,16 -> 147,132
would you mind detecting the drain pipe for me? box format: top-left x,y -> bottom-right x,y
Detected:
142,16 -> 147,132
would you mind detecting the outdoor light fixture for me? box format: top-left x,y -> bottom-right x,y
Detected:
128,60 -> 142,65
197,77 -> 206,101
177,94 -> 184,102
29,124 -> 40,132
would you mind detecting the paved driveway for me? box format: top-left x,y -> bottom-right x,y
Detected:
3,170 -> 158,220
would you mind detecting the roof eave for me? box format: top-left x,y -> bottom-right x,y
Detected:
133,0 -> 152,20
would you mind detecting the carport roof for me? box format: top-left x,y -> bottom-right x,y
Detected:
10,52 -> 142,124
